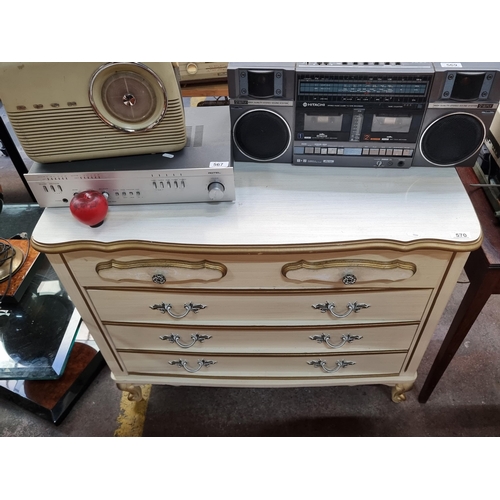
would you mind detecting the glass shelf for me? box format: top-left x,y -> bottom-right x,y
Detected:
0,256 -> 80,380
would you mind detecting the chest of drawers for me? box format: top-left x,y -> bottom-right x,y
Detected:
31,163 -> 482,403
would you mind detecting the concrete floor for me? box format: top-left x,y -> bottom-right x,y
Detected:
1,102 -> 500,437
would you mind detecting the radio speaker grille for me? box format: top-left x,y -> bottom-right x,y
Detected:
8,98 -> 186,163
233,109 -> 291,161
420,113 -> 485,166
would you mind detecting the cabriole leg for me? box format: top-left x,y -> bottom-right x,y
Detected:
391,382 -> 414,403
117,383 -> 143,402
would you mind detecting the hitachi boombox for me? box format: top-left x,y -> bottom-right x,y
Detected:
228,62 -> 500,168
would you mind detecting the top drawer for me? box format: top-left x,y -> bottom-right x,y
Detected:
65,248 -> 452,290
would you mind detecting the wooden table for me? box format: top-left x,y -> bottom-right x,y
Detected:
418,166 -> 500,403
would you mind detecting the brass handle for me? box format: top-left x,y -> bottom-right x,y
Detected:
149,301 -> 207,319
312,301 -> 370,318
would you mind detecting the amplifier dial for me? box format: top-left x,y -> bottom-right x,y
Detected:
208,181 -> 225,200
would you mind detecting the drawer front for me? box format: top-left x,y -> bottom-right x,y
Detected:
88,288 -> 432,326
67,248 -> 451,289
119,351 -> 407,378
107,324 -> 418,353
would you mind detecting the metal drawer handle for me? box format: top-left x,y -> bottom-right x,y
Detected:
159,333 -> 212,348
342,274 -> 357,285
152,273 -> 167,284
307,359 -> 356,373
149,301 -> 207,318
169,359 -> 217,373
312,301 -> 370,318
309,333 -> 363,348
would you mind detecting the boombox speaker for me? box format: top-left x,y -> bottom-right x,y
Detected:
228,62 -> 295,163
412,62 -> 500,167
0,62 -> 187,163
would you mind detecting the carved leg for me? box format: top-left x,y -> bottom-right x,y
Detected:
391,382 -> 414,403
117,383 -> 143,402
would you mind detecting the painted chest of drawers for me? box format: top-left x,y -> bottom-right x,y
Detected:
31,163 -> 482,403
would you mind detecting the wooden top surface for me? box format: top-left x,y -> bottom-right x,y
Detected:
31,163 -> 482,254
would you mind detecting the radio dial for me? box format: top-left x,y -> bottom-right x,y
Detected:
186,63 -> 198,75
208,181 -> 225,201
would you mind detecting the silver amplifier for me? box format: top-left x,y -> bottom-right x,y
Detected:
24,107 -> 235,207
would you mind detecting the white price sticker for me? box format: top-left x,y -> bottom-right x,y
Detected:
209,161 -> 229,168
453,232 -> 470,239
440,62 -> 463,68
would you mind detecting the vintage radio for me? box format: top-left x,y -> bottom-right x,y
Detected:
228,62 -> 296,163
413,62 -> 500,167
292,62 -> 435,168
0,62 -> 187,163
177,62 -> 228,83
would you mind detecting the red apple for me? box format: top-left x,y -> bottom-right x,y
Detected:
70,190 -> 108,227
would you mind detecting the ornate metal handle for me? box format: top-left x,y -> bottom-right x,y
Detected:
307,359 -> 356,373
149,301 -> 207,318
342,274 -> 357,285
309,333 -> 363,348
312,301 -> 370,318
152,273 -> 166,284
159,333 -> 212,348
169,359 -> 217,373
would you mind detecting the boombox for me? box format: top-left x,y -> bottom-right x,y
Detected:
0,62 -> 187,163
228,62 -> 296,163
413,62 -> 500,167
229,62 -> 500,168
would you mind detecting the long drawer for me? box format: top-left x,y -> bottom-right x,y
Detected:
119,351 -> 407,378
88,288 -> 432,326
107,323 -> 419,353
67,248 -> 451,289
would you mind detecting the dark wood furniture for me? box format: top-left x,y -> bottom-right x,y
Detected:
418,166 -> 500,403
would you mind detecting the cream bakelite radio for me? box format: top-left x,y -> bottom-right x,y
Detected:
0,62 -> 187,163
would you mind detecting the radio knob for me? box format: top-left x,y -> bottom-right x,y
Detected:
208,181 -> 225,201
186,63 -> 198,75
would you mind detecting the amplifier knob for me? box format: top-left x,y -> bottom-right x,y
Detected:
208,181 -> 225,201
